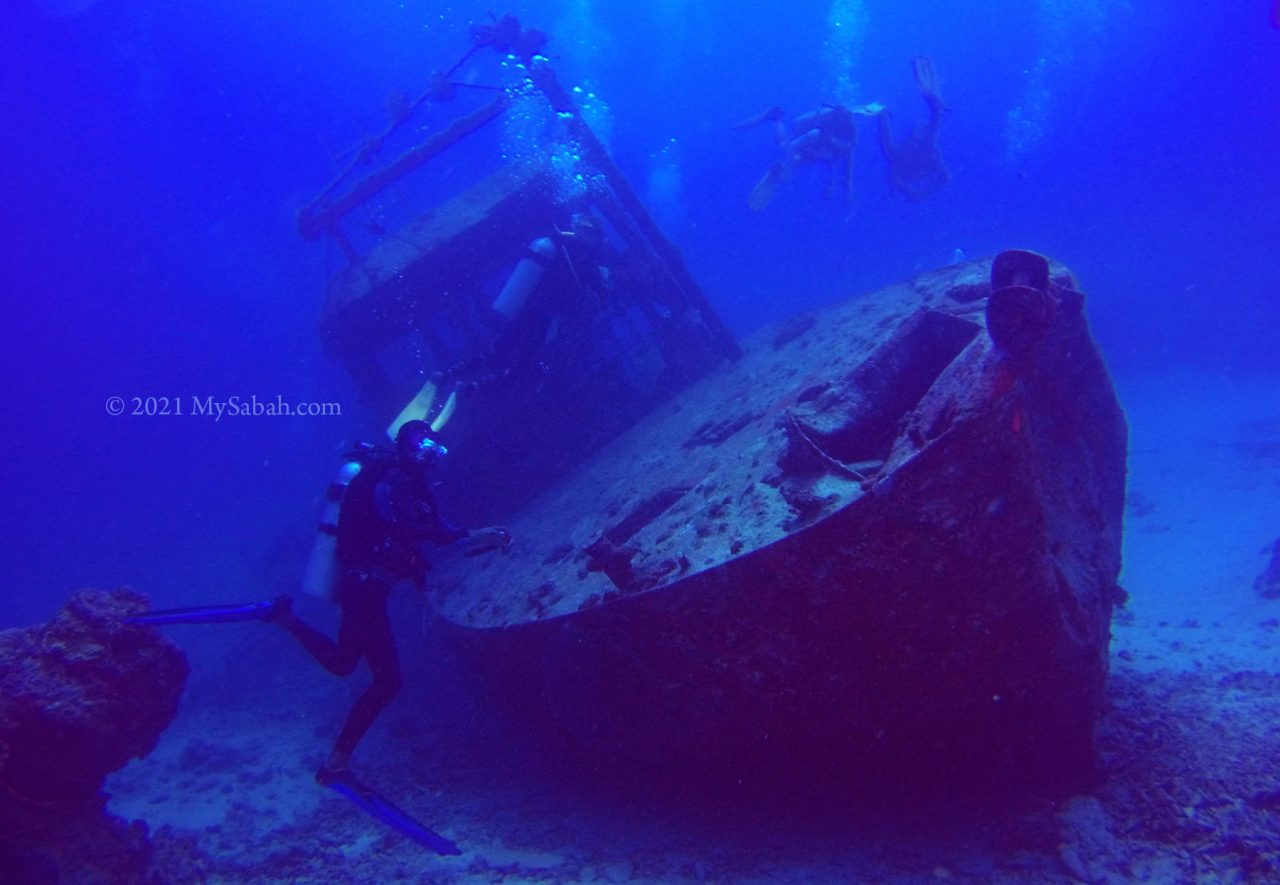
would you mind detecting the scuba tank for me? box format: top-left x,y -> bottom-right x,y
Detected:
492,236 -> 555,321
300,444 -> 383,601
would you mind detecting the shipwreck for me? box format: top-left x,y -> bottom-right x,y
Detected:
300,18 -> 1127,794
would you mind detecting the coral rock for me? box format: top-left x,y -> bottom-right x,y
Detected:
0,587 -> 188,839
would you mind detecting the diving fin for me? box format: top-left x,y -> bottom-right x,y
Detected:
386,378 -> 457,439
325,773 -> 461,856
387,380 -> 438,441
731,105 -> 784,129
126,598 -> 285,627
912,56 -> 945,109
748,165 -> 783,212
429,388 -> 458,432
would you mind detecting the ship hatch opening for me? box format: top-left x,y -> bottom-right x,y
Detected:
791,310 -> 980,466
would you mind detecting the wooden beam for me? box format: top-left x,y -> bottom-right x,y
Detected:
298,94 -> 510,242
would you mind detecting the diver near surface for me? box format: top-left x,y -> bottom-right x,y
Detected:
126,419 -> 509,854
734,103 -> 858,211
876,56 -> 950,203
432,212 -> 612,394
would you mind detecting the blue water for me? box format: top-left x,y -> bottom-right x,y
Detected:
3,1 -> 1277,625
2,0 -> 1278,874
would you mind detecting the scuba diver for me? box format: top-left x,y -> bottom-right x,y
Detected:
876,56 -> 950,203
432,212 -> 612,394
126,420 -> 509,855
734,103 -> 858,212
274,420 -> 508,786
468,12 -> 548,65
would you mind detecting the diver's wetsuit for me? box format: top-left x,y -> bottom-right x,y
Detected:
285,460 -> 465,758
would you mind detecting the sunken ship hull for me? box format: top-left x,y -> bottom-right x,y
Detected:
430,253 -> 1127,793
295,19 -> 1123,796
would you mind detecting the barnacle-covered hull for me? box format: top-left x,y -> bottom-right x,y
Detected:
430,253 -> 1127,792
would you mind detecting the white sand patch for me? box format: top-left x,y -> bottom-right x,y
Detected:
108,706 -> 325,833
1114,369 -> 1280,673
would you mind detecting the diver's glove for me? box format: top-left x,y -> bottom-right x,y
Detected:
461,526 -> 512,557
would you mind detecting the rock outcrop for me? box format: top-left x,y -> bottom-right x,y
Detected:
0,587 -> 188,879
429,252 -> 1127,795
1257,539 -> 1280,599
